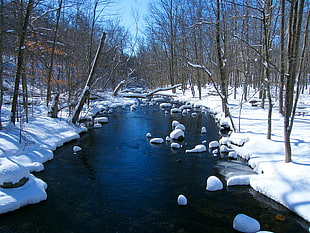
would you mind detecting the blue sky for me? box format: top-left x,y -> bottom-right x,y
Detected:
113,0 -> 151,37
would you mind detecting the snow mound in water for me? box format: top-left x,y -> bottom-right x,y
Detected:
177,194 -> 187,206
170,129 -> 184,141
233,214 -> 260,233
150,138 -> 164,144
206,176 -> 223,191
185,144 -> 206,153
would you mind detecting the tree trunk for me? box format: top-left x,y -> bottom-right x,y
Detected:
263,0 -> 273,140
70,31 -> 106,125
22,67 -> 28,123
284,0 -> 305,163
46,0 -> 63,107
279,0 -> 285,115
10,0 -> 34,125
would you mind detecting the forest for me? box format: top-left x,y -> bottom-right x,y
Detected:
0,0 -> 309,163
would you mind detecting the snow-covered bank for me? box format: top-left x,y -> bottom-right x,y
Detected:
0,94 -> 136,214
169,86 -> 310,222
0,115 -> 85,213
0,87 -> 309,224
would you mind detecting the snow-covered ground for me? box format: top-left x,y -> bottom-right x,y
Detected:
0,86 -> 309,225
172,86 -> 310,223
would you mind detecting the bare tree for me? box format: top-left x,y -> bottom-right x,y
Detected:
283,0 -> 306,163
70,31 -> 106,125
10,0 -> 34,125
46,0 -> 63,107
262,0 -> 274,139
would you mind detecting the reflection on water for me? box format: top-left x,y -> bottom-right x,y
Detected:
0,104 -> 308,233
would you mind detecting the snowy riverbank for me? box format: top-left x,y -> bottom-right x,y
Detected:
172,86 -> 310,223
0,95 -> 135,214
0,87 -> 309,224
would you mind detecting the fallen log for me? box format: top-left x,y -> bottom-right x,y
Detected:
117,84 -> 182,98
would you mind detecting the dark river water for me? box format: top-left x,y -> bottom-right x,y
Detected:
0,104 -> 308,233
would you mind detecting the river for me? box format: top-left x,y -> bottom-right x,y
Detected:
0,103 -> 308,233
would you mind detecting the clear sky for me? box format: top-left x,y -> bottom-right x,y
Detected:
112,0 -> 151,37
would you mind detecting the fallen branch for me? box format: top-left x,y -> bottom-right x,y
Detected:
120,84 -> 182,98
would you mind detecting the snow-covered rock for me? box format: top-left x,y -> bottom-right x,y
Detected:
206,176 -> 223,191
177,194 -> 187,206
171,108 -> 181,114
201,126 -> 207,134
165,136 -> 171,141
180,104 -> 192,110
229,133 -> 249,146
227,175 -> 257,186
146,132 -> 152,138
73,146 -> 82,154
212,149 -> 219,155
171,142 -> 181,149
0,158 -> 30,187
94,116 -> 108,123
209,141 -> 219,149
160,103 -> 172,108
220,145 -> 230,153
0,174 -> 47,214
233,214 -> 260,233
150,138 -> 164,144
130,104 -> 137,111
175,124 -> 185,131
170,129 -> 184,141
219,137 -> 230,145
228,151 -> 238,159
185,144 -> 206,153
93,123 -> 102,128
191,112 -> 198,117
172,120 -> 180,128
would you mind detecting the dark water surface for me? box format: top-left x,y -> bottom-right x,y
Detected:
0,104 -> 308,233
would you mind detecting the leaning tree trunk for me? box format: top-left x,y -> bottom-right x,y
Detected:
70,32 -> 106,125
10,0 -> 34,125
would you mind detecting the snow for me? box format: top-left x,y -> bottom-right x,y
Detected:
160,103 -> 172,108
0,174 -> 47,214
206,175 -> 223,191
0,157 -> 30,186
172,120 -> 180,128
0,85 -> 309,224
171,86 -> 310,222
201,126 -> 207,134
233,213 -> 261,233
73,146 -> 82,153
94,116 -> 108,123
209,140 -> 219,149
227,174 -> 256,186
185,144 -> 207,153
150,138 -> 164,144
171,142 -> 181,149
169,129 -> 184,140
175,123 -> 185,131
177,194 -> 188,206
